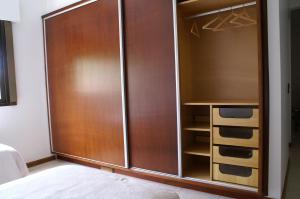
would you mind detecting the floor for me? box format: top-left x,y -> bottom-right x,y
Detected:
29,160 -> 230,199
285,129 -> 300,199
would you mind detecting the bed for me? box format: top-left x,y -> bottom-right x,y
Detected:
0,164 -> 180,199
0,144 -> 28,184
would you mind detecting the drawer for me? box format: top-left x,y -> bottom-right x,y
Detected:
213,108 -> 259,127
213,146 -> 259,168
213,164 -> 258,187
213,127 -> 259,148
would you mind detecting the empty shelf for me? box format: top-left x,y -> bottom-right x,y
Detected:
184,164 -> 210,180
184,123 -> 210,132
184,144 -> 210,157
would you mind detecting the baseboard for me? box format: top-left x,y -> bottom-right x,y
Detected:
26,155 -> 56,168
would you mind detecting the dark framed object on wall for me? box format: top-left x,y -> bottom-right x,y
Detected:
0,20 -> 9,104
0,20 -> 17,106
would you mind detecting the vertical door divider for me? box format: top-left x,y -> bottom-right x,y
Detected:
118,0 -> 129,169
172,0 -> 183,178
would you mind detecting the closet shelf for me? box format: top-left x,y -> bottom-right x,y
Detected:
184,144 -> 210,157
184,123 -> 210,132
184,164 -> 210,180
183,100 -> 259,106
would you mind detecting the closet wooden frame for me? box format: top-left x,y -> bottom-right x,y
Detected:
42,0 -> 269,198
177,0 -> 267,194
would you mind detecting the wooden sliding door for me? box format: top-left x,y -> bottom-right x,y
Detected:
123,0 -> 178,174
45,0 -> 125,166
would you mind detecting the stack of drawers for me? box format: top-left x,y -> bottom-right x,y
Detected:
212,107 -> 259,187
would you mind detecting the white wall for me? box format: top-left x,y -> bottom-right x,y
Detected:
0,0 -> 82,163
268,0 -> 291,198
279,0 -> 291,195
0,0 -> 50,163
268,1 -> 282,197
44,0 -> 80,14
0,0 -> 20,22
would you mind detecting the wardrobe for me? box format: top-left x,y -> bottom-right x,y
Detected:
43,0 -> 267,198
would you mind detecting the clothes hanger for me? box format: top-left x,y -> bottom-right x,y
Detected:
229,4 -> 257,27
211,7 -> 241,31
202,11 -> 224,32
190,21 -> 200,38
200,2 -> 256,32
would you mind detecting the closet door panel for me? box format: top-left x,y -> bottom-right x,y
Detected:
45,0 -> 125,166
124,0 -> 178,174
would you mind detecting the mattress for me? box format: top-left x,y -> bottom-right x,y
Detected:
0,144 -> 28,184
0,164 -> 180,199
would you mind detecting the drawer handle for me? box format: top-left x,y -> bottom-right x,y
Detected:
219,127 -> 253,139
219,146 -> 253,159
219,108 -> 253,119
219,164 -> 252,177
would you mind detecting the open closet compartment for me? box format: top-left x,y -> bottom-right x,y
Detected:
182,105 -> 211,180
177,0 -> 262,189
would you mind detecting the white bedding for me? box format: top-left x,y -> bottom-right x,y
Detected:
0,144 -> 28,184
0,164 -> 180,199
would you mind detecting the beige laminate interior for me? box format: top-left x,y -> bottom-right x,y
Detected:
178,0 -> 261,188
178,7 -> 259,102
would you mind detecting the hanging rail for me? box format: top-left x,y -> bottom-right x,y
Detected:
185,1 -> 257,20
